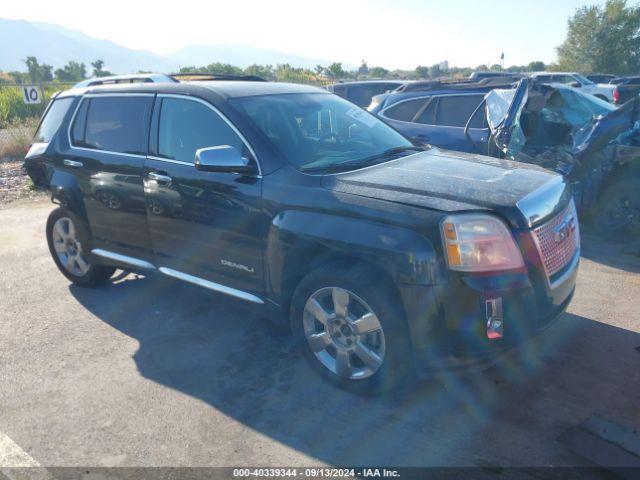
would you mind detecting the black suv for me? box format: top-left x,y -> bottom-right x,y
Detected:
25,78 -> 580,391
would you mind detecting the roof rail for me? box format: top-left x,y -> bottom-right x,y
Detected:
170,73 -> 267,82
73,73 -> 176,88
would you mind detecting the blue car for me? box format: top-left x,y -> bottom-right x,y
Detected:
367,79 -> 517,154
370,78 -> 640,242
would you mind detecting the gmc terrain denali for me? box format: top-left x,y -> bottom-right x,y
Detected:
25,78 -> 580,391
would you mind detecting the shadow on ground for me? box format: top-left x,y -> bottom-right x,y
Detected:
67,246 -> 640,470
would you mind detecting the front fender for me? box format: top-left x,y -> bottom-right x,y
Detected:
267,210 -> 447,300
50,169 -> 88,222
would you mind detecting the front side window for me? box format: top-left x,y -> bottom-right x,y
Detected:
158,97 -> 248,164
34,97 -> 74,143
72,96 -> 152,155
231,93 -> 415,172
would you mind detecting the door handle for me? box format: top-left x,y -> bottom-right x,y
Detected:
63,159 -> 83,168
148,171 -> 172,185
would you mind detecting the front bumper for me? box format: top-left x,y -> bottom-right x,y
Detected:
404,250 -> 579,377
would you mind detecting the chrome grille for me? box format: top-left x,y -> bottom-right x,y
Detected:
532,200 -> 580,279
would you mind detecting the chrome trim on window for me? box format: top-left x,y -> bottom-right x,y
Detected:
156,94 -> 262,176
158,267 -> 264,304
91,248 -> 156,270
146,155 -> 193,166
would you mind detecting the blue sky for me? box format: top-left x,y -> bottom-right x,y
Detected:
3,0 -> 608,69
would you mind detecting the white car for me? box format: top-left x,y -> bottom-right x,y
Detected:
530,72 -> 615,102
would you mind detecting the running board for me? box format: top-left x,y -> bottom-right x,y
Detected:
91,248 -> 156,270
90,249 -> 264,305
159,267 -> 264,304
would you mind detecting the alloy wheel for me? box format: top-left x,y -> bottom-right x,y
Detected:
303,287 -> 386,380
51,217 -> 91,277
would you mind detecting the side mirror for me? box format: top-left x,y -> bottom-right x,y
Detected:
569,81 -> 581,88
195,145 -> 253,173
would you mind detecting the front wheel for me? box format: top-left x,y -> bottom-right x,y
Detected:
46,208 -> 115,286
290,265 -> 413,393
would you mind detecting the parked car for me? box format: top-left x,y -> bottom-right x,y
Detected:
586,74 -> 618,84
368,80 -> 514,152
469,71 -> 524,81
529,72 -> 616,102
612,76 -> 640,104
25,79 -> 580,392
327,80 -> 408,107
372,78 -> 640,241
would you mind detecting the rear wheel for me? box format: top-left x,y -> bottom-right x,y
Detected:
46,208 -> 115,286
590,179 -> 640,243
290,265 -> 413,393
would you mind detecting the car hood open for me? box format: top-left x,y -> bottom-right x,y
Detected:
322,148 -> 569,228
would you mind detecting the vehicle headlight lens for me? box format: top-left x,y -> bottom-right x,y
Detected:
440,214 -> 524,271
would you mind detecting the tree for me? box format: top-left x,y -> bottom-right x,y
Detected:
244,64 -> 275,80
325,62 -> 346,79
489,64 -> 503,71
55,61 -> 87,82
24,56 -> 53,83
556,0 -> 640,74
369,66 -> 389,78
91,60 -> 112,78
415,65 -> 430,78
527,60 -> 546,72
205,62 -> 243,76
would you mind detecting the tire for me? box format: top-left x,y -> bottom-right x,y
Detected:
46,207 -> 115,286
290,264 -> 413,393
589,178 -> 640,243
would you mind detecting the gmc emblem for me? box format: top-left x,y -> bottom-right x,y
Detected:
554,215 -> 576,243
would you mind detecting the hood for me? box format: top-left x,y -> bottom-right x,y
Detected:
322,148 -> 570,228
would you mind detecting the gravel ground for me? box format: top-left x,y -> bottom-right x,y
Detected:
0,160 -> 47,206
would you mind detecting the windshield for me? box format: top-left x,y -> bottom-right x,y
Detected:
231,93 -> 415,172
574,73 -> 594,85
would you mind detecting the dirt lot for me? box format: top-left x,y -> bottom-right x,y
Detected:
0,199 -> 638,475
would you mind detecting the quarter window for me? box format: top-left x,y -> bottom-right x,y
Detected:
34,97 -> 74,143
158,97 -> 248,164
72,96 -> 152,155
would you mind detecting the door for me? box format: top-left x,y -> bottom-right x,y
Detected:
417,94 -> 489,152
66,94 -> 154,258
144,95 -> 265,294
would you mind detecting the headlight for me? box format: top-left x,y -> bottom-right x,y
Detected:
440,214 -> 524,272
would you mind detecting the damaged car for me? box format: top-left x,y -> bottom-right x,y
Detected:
375,78 -> 640,241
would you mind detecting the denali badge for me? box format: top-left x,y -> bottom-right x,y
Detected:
221,259 -> 255,273
553,215 -> 576,244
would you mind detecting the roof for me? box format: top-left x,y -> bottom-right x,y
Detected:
329,80 -> 408,86
195,81 -> 327,98
58,80 -> 328,99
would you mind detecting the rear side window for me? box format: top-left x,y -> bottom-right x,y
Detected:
34,97 -> 74,143
72,96 -> 152,155
383,98 -> 427,122
157,97 -> 248,164
435,95 -> 484,127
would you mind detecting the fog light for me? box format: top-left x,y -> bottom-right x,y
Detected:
486,298 -> 503,339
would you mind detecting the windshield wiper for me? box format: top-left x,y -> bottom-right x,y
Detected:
304,146 -> 424,173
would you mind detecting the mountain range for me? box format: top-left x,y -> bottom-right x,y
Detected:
0,18 -> 330,74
